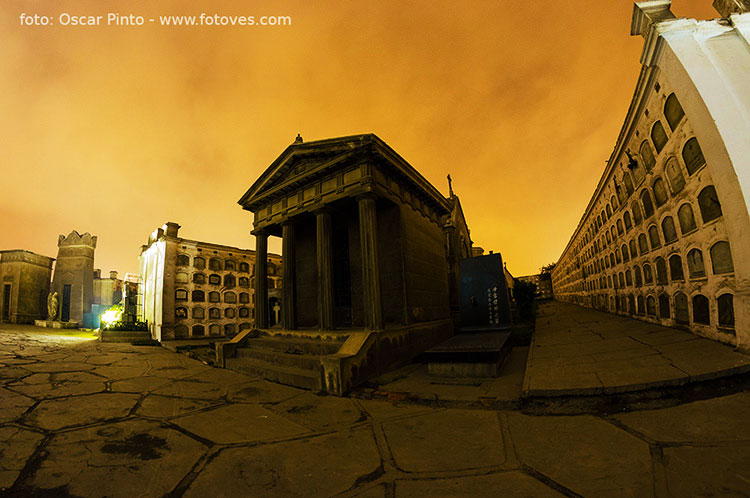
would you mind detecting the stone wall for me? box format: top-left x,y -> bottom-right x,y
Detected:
377,201 -> 406,326
140,222 -> 282,341
400,203 -> 451,323
552,8 -> 750,349
0,251 -> 53,323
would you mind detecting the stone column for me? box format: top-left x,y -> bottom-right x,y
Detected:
281,221 -> 296,330
316,209 -> 335,330
254,230 -> 268,329
358,194 -> 384,331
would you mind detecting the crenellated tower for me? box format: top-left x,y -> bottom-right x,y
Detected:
51,231 -> 97,324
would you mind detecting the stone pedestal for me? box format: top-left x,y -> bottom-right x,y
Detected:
34,320 -> 79,329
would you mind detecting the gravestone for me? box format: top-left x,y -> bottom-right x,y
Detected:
459,253 -> 512,331
424,252 -> 513,377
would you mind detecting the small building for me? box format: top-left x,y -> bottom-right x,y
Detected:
517,273 -> 553,300
139,222 -> 282,341
93,270 -> 123,308
0,250 -> 54,323
235,133 -> 471,393
51,231 -> 96,325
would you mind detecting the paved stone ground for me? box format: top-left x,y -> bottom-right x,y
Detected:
525,301 -> 750,396
2,323 -> 750,497
365,347 -> 528,409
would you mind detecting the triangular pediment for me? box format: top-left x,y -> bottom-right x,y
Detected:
238,134 -> 376,209
239,133 -> 452,217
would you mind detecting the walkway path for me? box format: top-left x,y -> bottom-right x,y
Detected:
524,301 -> 750,396
1,323 -> 750,497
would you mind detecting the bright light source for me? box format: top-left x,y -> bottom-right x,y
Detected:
100,304 -> 123,328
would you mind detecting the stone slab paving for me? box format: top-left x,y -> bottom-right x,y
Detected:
524,301 -> 750,396
363,346 -> 528,408
1,322 -> 749,497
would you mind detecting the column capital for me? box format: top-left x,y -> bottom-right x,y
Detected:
251,227 -> 270,237
356,193 -> 378,203
313,205 -> 334,216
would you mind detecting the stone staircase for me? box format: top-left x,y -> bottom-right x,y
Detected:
224,332 -> 347,391
100,330 -> 154,343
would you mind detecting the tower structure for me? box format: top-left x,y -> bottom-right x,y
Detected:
51,231 -> 96,324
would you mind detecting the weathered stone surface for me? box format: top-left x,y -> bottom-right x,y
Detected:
394,471 -> 566,497
357,399 -> 435,421
172,403 -> 309,444
662,445 -> 750,497
185,429 -> 380,498
0,366 -> 32,379
185,367 -> 255,385
370,348 -> 527,404
2,322 -> 750,498
147,362 -> 207,379
90,363 -> 150,379
0,426 -> 44,489
23,361 -> 95,373
615,391 -> 750,443
507,413 -> 653,498
151,378 -> 229,400
383,409 -> 504,472
81,353 -> 131,365
353,484 -> 386,497
226,380 -> 304,404
24,393 -> 140,430
9,371 -> 105,398
272,392 -> 366,430
0,387 -> 36,424
110,375 -> 171,393
137,394 -> 221,419
27,419 -> 206,498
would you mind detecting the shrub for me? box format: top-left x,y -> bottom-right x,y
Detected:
514,279 -> 537,320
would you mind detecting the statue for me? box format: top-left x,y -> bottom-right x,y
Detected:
47,291 -> 58,321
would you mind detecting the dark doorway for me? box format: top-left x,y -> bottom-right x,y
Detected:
2,284 -> 10,321
62,284 -> 71,322
332,221 -> 352,328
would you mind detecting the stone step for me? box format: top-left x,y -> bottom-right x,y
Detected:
424,331 -> 513,378
250,335 -> 344,356
236,346 -> 321,371
225,356 -> 321,391
100,331 -> 153,343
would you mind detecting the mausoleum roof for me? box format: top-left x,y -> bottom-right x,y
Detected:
238,133 -> 451,215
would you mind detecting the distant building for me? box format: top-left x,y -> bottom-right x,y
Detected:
552,1 -> 750,348
139,222 -> 282,341
517,274 -> 553,300
504,264 -> 515,301
51,231 -> 96,325
0,250 -> 54,323
93,270 -> 123,308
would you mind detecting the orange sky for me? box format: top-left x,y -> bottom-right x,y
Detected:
0,0 -> 719,277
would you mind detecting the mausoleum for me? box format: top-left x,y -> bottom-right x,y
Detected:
222,134 -> 472,394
